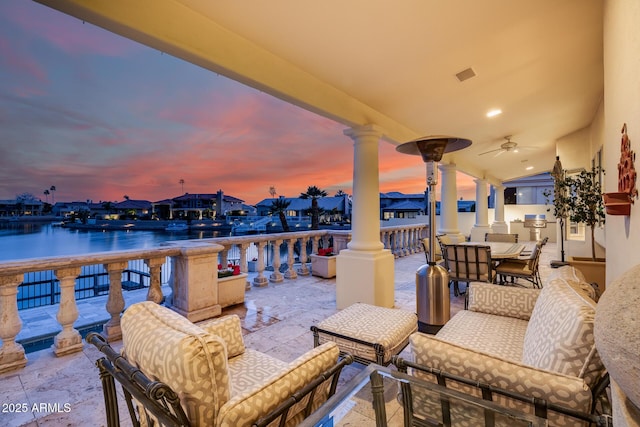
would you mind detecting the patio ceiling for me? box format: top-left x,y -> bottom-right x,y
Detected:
36,0 -> 603,186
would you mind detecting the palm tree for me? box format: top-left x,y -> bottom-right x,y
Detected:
43,189 -> 50,203
269,198 -> 291,232
49,186 -> 56,204
300,186 -> 327,230
179,178 -> 185,193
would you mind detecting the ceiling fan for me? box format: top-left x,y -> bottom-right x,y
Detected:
479,136 -> 524,156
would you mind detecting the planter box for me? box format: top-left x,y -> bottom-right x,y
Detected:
310,254 -> 337,278
218,273 -> 248,307
568,257 -> 606,294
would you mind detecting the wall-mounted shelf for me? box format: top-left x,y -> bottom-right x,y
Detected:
603,192 -> 632,215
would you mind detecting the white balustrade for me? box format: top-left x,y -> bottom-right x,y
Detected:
0,225 -> 428,373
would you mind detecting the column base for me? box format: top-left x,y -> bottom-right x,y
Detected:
170,304 -> 221,323
491,221 -> 509,234
0,345 -> 27,374
253,275 -> 269,287
102,323 -> 122,342
336,249 -> 395,309
53,330 -> 83,356
269,272 -> 284,283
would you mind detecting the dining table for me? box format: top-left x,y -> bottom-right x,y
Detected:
458,241 -> 526,260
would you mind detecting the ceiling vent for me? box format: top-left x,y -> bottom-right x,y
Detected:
455,67 -> 476,82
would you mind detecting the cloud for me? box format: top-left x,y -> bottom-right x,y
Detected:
0,1 -> 478,207
5,1 -> 140,57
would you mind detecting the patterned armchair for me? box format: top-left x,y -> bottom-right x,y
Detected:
89,301 -> 351,427
402,267 -> 610,426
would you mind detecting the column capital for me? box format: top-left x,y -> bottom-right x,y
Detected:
438,162 -> 457,172
343,124 -> 384,141
473,177 -> 488,185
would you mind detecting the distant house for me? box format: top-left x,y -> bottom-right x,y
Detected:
0,199 -> 43,217
114,199 -> 153,218
380,192 -> 427,219
52,201 -> 91,218
255,194 -> 351,224
156,190 -> 245,220
503,173 -> 554,205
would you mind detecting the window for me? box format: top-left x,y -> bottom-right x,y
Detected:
567,221 -> 586,241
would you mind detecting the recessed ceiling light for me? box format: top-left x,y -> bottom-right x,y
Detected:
486,109 -> 502,118
526,166 -> 534,170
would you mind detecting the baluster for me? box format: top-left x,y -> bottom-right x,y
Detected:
388,230 -> 397,257
284,238 -> 298,279
409,228 -> 418,253
0,274 -> 27,373
297,236 -> 310,275
270,239 -> 284,283
320,235 -> 330,250
145,257 -> 164,304
381,230 -> 390,250
220,245 -> 230,268
103,261 -> 127,341
403,229 -> 410,256
311,236 -> 320,254
253,241 -> 269,287
53,267 -> 83,356
238,243 -> 251,291
238,243 -> 249,273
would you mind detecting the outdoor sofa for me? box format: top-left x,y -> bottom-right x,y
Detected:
397,266 -> 610,426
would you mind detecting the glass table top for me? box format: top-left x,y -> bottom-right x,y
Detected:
300,363 -> 547,427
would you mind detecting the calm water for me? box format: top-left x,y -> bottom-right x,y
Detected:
0,222 -> 224,262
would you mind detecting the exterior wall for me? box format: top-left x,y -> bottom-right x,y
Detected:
603,0 -> 640,284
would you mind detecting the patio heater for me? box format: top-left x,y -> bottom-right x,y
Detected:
397,136 -> 472,333
550,156 -> 569,268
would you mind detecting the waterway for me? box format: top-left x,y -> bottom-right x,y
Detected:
0,222 -> 226,262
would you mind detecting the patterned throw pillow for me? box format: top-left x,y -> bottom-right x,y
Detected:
467,282 -> 539,320
522,279 -> 604,387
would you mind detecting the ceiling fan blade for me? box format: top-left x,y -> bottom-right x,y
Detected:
478,147 -> 503,156
494,149 -> 507,157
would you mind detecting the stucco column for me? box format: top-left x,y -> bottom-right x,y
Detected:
437,163 -> 462,236
337,125 -> 394,309
469,178 -> 491,241
491,184 -> 509,233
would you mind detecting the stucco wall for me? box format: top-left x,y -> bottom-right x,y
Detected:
603,0 -> 640,284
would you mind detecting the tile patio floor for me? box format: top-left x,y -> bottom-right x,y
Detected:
0,243 -> 556,427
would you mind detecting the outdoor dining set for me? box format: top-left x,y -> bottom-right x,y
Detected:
424,232 -> 547,296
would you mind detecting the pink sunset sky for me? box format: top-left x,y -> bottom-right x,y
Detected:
0,1 -> 475,206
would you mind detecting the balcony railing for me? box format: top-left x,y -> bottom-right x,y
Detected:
0,224 -> 427,374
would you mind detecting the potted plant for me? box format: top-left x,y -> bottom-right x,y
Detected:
550,166 -> 606,289
310,247 -> 337,278
248,257 -> 259,272
217,262 -> 247,307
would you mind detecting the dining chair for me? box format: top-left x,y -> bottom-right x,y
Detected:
442,244 -> 494,296
421,237 -> 444,264
484,232 -> 519,243
495,242 -> 543,288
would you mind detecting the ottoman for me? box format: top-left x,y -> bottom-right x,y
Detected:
311,303 -> 418,365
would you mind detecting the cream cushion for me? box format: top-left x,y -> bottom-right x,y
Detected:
315,302 -> 417,364
121,301 -> 230,426
522,277 -> 603,388
467,282 -> 539,321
